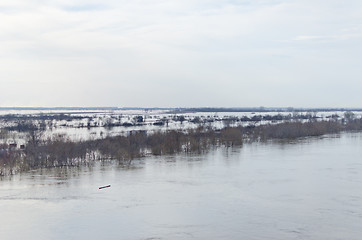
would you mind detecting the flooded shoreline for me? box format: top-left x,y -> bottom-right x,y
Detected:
2,119 -> 359,176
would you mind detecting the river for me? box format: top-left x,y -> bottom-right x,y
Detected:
1,132 -> 362,239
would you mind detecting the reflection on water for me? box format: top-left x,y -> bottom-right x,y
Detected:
1,133 -> 362,240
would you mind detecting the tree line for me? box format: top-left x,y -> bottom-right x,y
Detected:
1,116 -> 362,176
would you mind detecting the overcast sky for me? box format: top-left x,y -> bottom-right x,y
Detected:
1,0 -> 362,108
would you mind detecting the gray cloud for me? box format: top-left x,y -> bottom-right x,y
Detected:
0,0 -> 362,107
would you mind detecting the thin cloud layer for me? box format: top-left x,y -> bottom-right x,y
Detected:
1,0 -> 362,107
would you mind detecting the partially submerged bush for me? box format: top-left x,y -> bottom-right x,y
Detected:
1,119 -> 362,175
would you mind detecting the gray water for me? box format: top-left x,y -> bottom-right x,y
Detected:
1,132 -> 362,240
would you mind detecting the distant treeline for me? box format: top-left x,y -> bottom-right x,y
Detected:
0,107 -> 119,111
0,114 -> 85,121
0,110 -> 359,134
0,112 -> 334,132
1,117 -> 362,176
171,107 -> 362,113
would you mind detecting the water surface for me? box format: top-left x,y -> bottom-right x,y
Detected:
1,132 -> 362,239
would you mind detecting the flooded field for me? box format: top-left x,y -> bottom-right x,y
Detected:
1,132 -> 362,240
1,108 -> 358,142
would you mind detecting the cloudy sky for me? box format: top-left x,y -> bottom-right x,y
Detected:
1,0 -> 362,108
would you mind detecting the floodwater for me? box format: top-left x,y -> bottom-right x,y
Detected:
1,132 -> 362,240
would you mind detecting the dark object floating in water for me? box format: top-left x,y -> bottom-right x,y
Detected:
99,185 -> 111,189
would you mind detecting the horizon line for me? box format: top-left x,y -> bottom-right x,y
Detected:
0,107 -> 362,111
